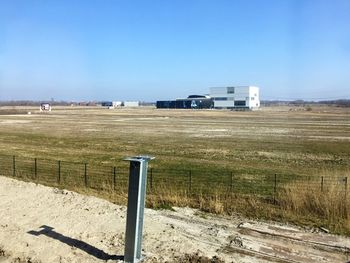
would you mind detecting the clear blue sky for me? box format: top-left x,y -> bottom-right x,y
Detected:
0,0 -> 349,101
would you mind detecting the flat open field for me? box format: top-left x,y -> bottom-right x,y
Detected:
0,105 -> 349,177
1,105 -> 350,234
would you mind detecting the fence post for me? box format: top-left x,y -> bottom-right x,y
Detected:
345,177 -> 348,199
123,155 -> 154,263
150,168 -> 153,191
113,166 -> 116,191
84,163 -> 88,187
273,174 -> 277,204
34,158 -> 37,180
321,176 -> 324,192
189,170 -> 192,192
230,171 -> 233,192
13,155 -> 16,177
344,177 -> 348,216
57,161 -> 61,184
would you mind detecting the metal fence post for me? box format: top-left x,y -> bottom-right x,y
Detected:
273,174 -> 277,204
84,163 -> 88,187
189,170 -> 192,192
124,155 -> 154,263
57,161 -> 61,184
345,177 -> 348,199
149,168 -> 153,191
321,176 -> 324,192
113,166 -> 117,191
13,155 -> 16,177
34,158 -> 37,179
230,172 -> 233,192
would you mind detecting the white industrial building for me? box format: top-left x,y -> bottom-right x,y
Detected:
124,101 -> 140,107
209,86 -> 260,109
112,101 -> 123,107
39,103 -> 51,112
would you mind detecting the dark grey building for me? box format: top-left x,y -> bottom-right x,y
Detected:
156,95 -> 213,109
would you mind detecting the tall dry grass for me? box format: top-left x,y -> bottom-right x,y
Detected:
5,169 -> 350,235
278,174 -> 350,234
140,177 -> 350,234
144,182 -> 276,218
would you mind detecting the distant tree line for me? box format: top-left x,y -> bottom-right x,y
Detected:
0,100 -> 156,107
0,100 -> 72,106
0,100 -> 102,106
261,99 -> 350,107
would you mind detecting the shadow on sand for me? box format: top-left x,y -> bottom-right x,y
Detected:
28,225 -> 123,261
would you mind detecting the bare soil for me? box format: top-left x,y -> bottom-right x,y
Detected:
0,176 -> 349,263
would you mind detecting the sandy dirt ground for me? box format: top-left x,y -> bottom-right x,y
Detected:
0,176 -> 349,263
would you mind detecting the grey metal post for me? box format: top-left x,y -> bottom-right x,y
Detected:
124,156 -> 154,263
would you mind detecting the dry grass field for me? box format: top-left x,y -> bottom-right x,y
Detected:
0,105 -> 350,234
0,105 -> 349,173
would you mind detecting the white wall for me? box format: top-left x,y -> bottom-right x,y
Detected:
210,86 -> 260,109
210,87 -> 228,95
113,101 -> 123,107
246,86 -> 260,108
124,101 -> 140,107
214,100 -> 234,108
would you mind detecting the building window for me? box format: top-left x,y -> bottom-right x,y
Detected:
214,97 -> 227,101
227,87 -> 235,94
251,97 -> 255,100
235,100 -> 246,106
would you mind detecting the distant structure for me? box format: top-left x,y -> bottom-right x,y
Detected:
156,86 -> 260,110
156,95 -> 213,109
113,101 -> 123,108
210,86 -> 260,109
99,101 -> 140,108
39,103 -> 51,112
101,101 -> 113,107
124,101 -> 140,107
